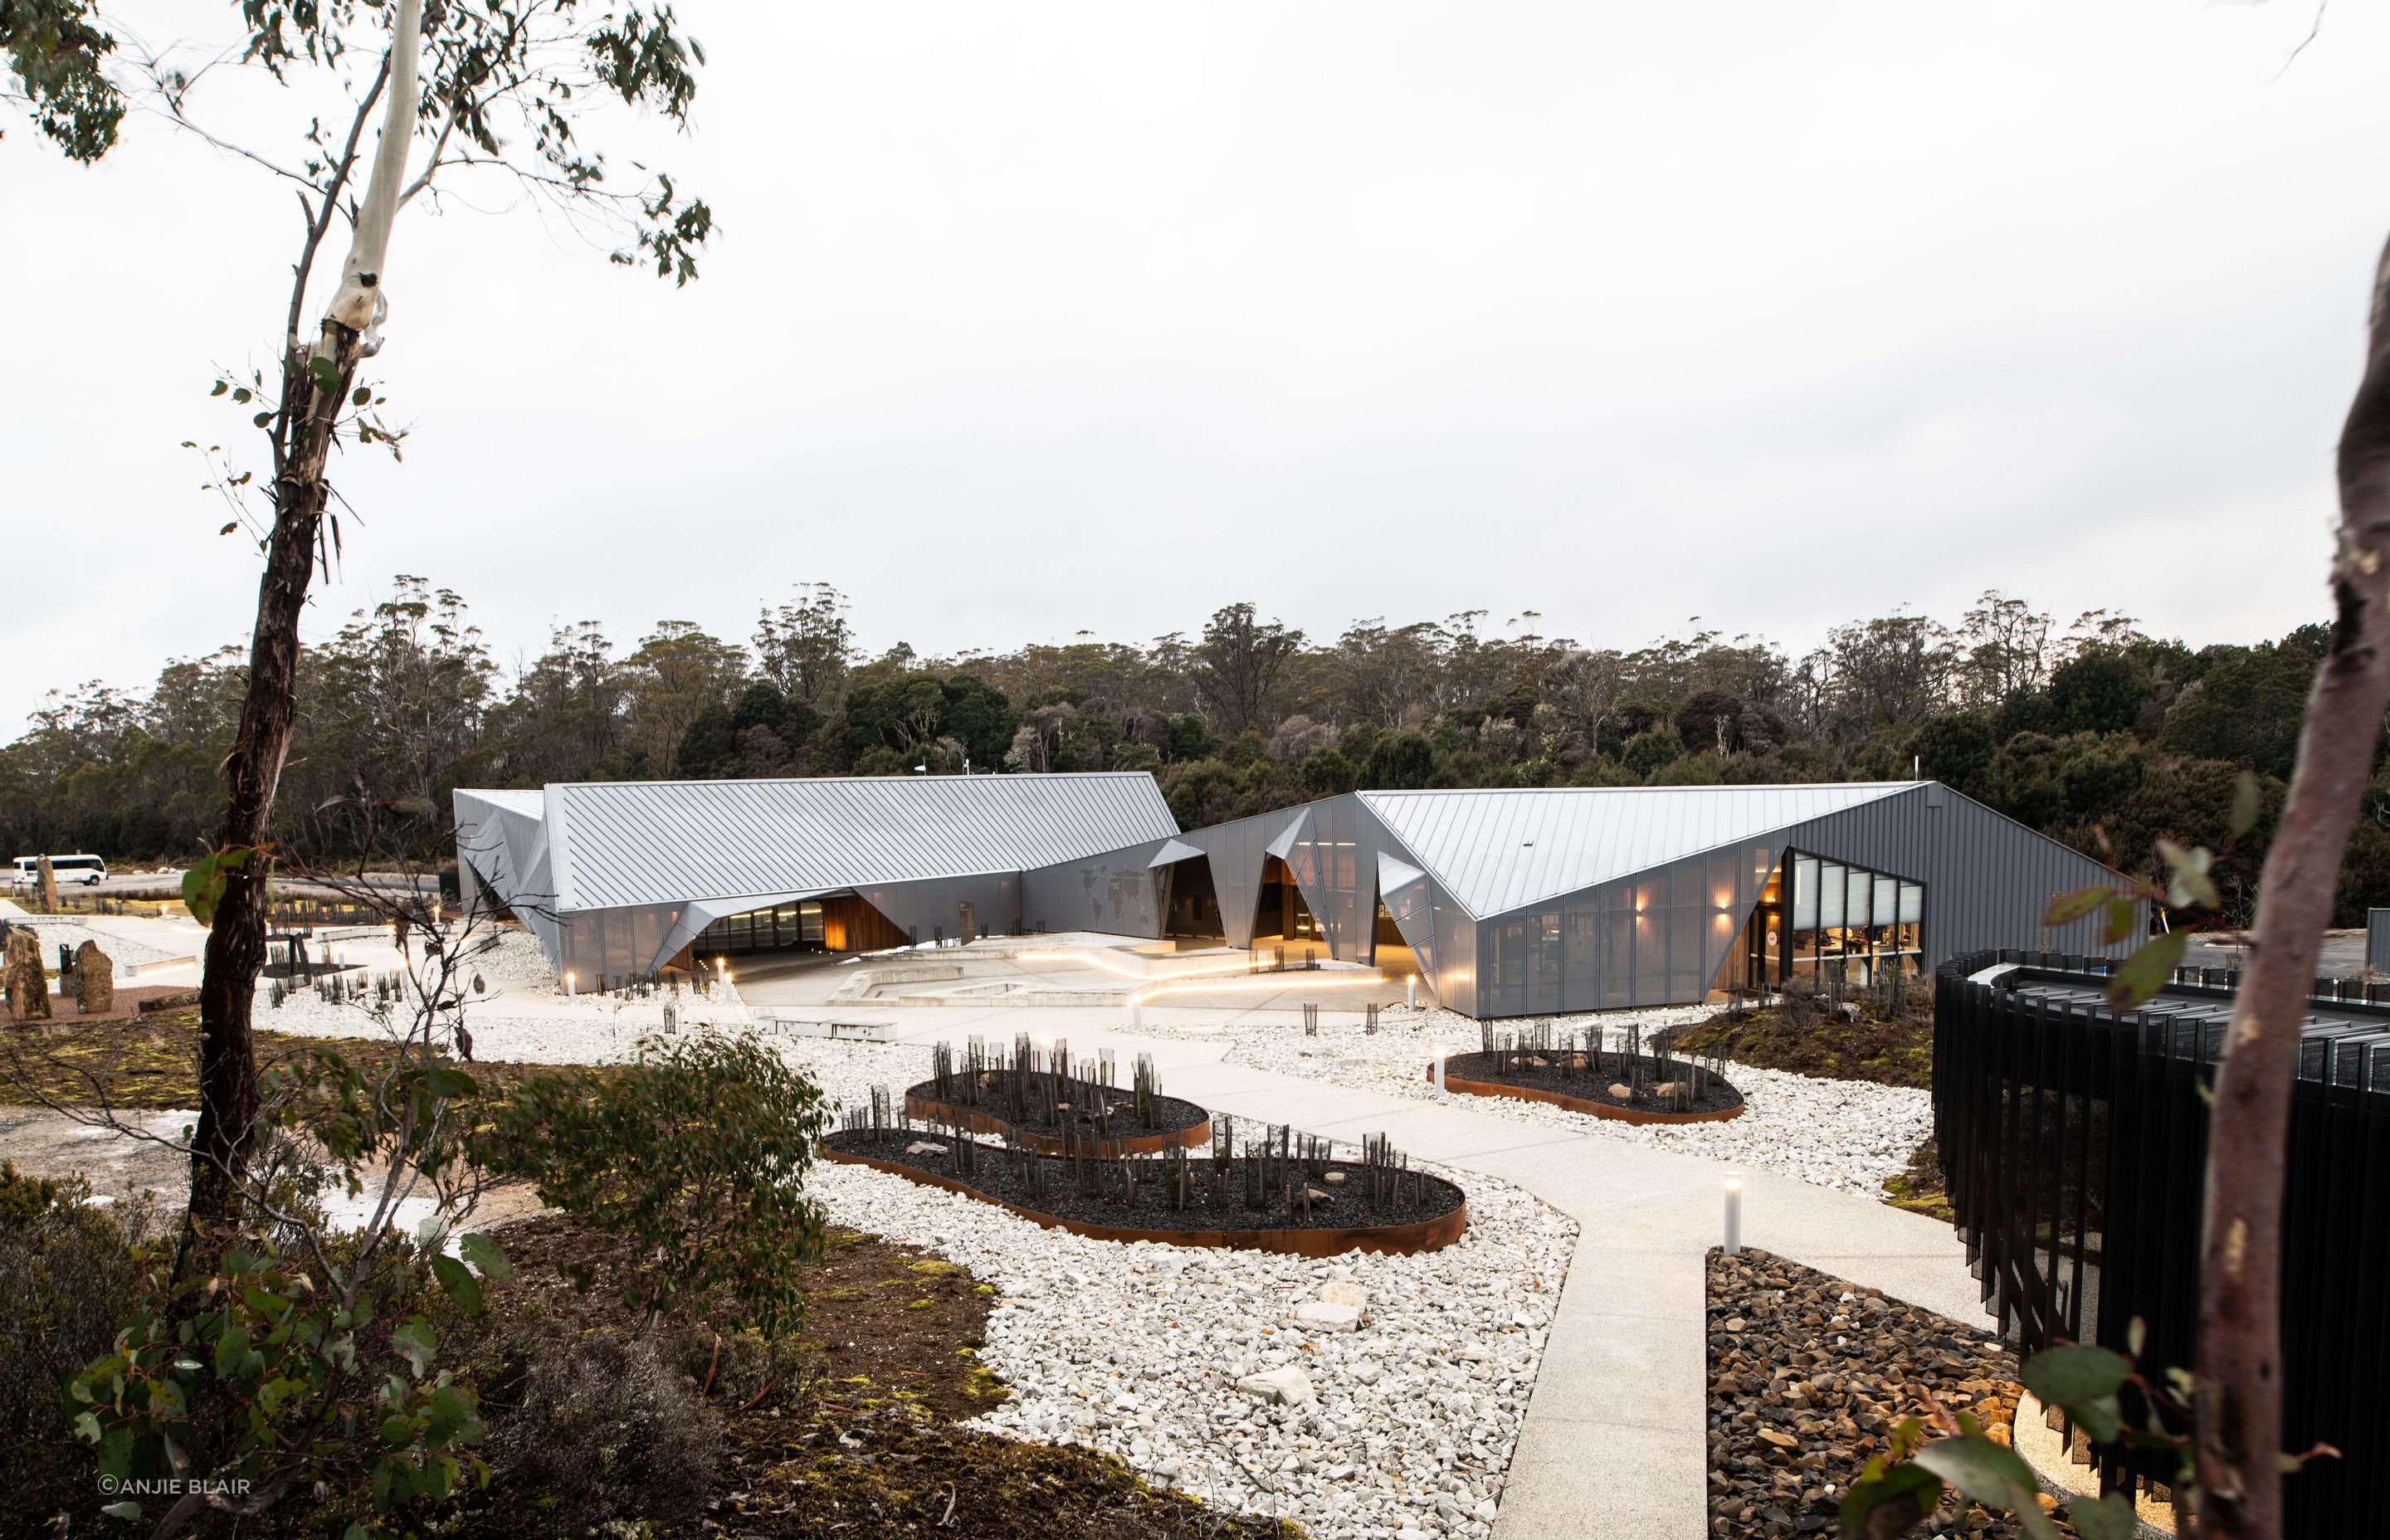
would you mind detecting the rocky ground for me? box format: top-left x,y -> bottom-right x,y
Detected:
1706,1248 -> 2076,1539
247,990 -> 1578,1540
787,1037 -> 1575,1540
1135,1006 -> 1930,1197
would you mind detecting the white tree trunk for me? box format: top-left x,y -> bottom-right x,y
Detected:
325,0 -> 422,339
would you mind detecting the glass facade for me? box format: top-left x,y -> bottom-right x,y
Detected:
1776,851 -> 1923,986
695,899 -> 826,956
1477,840 -> 1781,1015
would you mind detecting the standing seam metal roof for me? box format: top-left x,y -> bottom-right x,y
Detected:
461,773 -> 1179,912
1357,783 -> 1914,916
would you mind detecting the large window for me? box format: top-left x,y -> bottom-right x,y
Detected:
695,899 -> 826,957
1779,852 -> 1922,986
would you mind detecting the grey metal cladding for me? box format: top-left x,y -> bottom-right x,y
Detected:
1020,836 -> 1176,936
1205,808 -> 1303,948
854,870 -> 1025,943
476,772 -> 1179,914
1783,782 -> 2129,965
1357,783 -> 1910,918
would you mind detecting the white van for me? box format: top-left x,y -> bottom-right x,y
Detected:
10,854 -> 108,889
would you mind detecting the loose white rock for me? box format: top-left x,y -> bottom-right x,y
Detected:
1236,1365 -> 1317,1405
1292,1301 -> 1361,1333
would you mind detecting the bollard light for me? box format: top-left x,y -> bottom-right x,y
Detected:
1723,1175 -> 1743,1256
1132,1001 -> 1144,1031
564,970 -> 576,997
1432,1051 -> 1446,1094
1407,975 -> 1417,1010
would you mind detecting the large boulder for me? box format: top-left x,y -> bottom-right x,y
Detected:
73,938 -> 114,1015
3,930 -> 51,1022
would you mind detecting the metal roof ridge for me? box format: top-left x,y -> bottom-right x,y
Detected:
539,770 -> 1160,792
1357,781 -> 1922,797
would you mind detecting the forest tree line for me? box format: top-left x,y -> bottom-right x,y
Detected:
3,581 -> 2379,921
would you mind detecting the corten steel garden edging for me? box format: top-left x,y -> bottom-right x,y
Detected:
1432,1065 -> 1746,1125
820,1146 -> 1469,1257
903,1090 -> 1212,1158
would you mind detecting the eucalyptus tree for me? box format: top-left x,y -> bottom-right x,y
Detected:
621,619 -> 748,770
9,0 -> 715,1241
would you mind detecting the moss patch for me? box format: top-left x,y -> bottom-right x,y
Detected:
0,1007 -> 597,1111
1883,1136 -> 1954,1223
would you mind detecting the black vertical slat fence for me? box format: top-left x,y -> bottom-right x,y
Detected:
1934,951 -> 2390,1538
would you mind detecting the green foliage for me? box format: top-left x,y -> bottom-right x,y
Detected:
2046,650 -> 2155,735
181,843 -> 257,926
1363,731 -> 1436,790
2157,626 -> 2329,779
1906,711 -> 1997,797
1,0 -> 122,159
841,673 -> 1014,770
1837,1319 -> 2310,1538
1300,744 -> 1358,797
674,700 -> 739,777
1619,725 -> 1682,776
69,1226 -> 493,1537
1165,712 -> 1217,764
491,1035 -> 829,1336
1,1165 -> 157,1513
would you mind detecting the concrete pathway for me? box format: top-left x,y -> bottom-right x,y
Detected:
851,1002 -> 1983,1539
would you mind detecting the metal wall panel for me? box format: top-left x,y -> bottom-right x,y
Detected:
1786,783 -> 2129,967
1018,836 -> 1175,936
1477,836 -> 1781,1016
854,871 -> 1024,945
1358,782 -> 1907,917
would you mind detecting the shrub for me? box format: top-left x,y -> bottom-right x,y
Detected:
0,1165 -> 156,1517
70,1223 -> 495,1537
493,1035 -> 830,1335
480,1327 -> 719,1538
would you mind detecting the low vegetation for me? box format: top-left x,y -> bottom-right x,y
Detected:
0,1031 -> 1296,1538
1,1162 -> 1291,1538
0,1006 -> 571,1112
1671,979 -> 1934,1089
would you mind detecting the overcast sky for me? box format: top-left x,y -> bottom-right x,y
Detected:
2,1 -> 2379,731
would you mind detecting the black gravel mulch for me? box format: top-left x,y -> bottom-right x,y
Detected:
1706,1248 -> 2084,1539
824,1128 -> 1465,1235
1444,1048 -> 1744,1116
906,1072 -> 1212,1141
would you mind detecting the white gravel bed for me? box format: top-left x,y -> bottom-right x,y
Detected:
316,998 -> 1578,1540
1135,1006 -> 1930,1199
776,1039 -> 1572,1540
451,926 -> 558,990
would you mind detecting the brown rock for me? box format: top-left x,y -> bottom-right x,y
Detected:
74,938 -> 113,1014
1608,1082 -> 1636,1101
3,930 -> 50,1022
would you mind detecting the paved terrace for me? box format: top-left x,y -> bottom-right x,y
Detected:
806,997 -> 1980,1540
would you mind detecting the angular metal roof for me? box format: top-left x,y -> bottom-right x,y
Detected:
462,773 -> 1178,913
461,788 -> 544,816
1358,782 -> 1914,917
